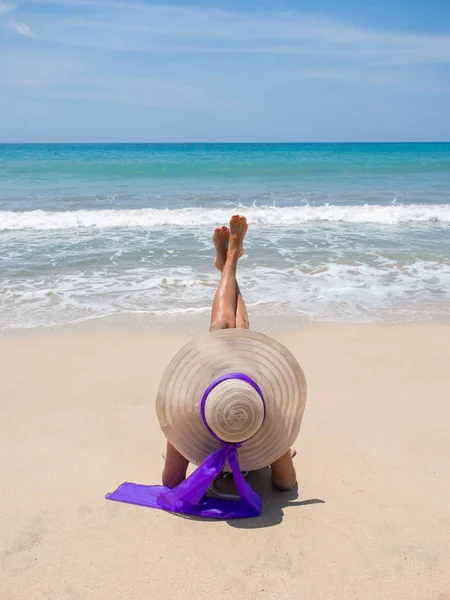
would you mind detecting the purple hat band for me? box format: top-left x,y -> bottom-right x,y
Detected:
200,373 -> 266,445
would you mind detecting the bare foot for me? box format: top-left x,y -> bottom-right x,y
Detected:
229,215 -> 248,258
212,226 -> 230,272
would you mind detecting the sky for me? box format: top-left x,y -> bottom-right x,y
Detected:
1,0 -> 450,143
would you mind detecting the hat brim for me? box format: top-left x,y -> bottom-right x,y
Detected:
156,329 -> 307,472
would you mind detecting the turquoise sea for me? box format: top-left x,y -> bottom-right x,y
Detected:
1,142 -> 450,330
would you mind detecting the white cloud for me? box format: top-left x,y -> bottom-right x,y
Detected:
11,2 -> 449,67
1,1 -> 450,142
0,49 -> 233,112
9,17 -> 33,36
0,2 -> 34,38
0,1 -> 15,15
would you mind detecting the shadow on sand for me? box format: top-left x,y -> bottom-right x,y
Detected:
171,467 -> 325,529
225,467 -> 325,529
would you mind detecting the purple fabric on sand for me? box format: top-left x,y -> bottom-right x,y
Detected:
105,444 -> 261,519
106,373 -> 264,519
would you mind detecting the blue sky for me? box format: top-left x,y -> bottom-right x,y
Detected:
1,0 -> 449,142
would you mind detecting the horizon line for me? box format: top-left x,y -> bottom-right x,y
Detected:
1,140 -> 450,145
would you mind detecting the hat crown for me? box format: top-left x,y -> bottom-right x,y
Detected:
203,379 -> 265,444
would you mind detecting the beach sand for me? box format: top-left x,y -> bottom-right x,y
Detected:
1,324 -> 449,599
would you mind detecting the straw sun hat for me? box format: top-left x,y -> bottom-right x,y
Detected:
156,328 -> 307,472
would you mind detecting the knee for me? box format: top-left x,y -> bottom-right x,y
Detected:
210,319 -> 232,331
236,315 -> 249,329
211,315 -> 236,331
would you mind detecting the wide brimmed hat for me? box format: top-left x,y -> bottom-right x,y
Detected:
107,328 -> 307,519
156,329 -> 307,472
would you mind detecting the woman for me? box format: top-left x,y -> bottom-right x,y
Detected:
162,215 -> 298,492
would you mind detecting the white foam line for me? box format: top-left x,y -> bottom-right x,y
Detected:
1,205 -> 450,231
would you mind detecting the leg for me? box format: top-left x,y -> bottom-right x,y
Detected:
270,449 -> 297,491
210,215 -> 248,330
212,218 -> 296,489
235,282 -> 249,330
211,219 -> 249,329
161,216 -> 248,487
162,441 -> 189,488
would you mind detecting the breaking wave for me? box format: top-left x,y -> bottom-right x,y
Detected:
1,204 -> 450,231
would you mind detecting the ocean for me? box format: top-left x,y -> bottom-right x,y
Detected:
1,142 -> 450,331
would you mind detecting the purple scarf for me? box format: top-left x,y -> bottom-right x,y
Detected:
106,373 -> 265,519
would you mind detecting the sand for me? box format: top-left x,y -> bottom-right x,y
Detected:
1,324 -> 449,600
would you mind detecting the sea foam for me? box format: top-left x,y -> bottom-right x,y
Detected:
1,205 -> 450,231
2,260 -> 450,330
